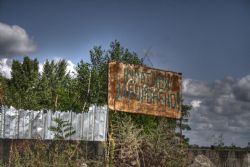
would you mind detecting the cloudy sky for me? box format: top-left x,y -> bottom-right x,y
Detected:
0,0 -> 249,147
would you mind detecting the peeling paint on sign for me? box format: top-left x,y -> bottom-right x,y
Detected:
108,61 -> 182,118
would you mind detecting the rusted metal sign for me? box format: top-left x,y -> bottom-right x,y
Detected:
108,61 -> 182,118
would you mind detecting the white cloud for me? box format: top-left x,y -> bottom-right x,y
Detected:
234,75 -> 250,102
238,75 -> 250,89
183,75 -> 250,147
0,58 -> 12,79
191,100 -> 202,109
0,58 -> 77,79
0,22 -> 36,57
38,63 -> 44,74
183,79 -> 211,97
37,59 -> 76,77
66,60 -> 76,77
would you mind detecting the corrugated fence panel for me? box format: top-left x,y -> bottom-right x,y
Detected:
0,105 -> 108,141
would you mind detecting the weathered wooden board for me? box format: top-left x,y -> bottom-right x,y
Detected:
108,61 -> 182,118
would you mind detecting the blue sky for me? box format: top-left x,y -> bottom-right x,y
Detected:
0,0 -> 250,146
1,0 -> 249,80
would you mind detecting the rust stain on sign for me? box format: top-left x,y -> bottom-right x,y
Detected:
108,61 -> 182,119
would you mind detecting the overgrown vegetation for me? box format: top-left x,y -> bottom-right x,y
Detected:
0,40 -> 192,167
4,140 -> 102,167
108,114 -> 189,167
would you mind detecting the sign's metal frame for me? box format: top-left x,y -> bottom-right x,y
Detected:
108,61 -> 182,119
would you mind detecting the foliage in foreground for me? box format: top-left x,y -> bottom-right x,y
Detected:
2,115 -> 189,167
107,113 -> 189,167
49,118 -> 76,140
4,140 -> 102,167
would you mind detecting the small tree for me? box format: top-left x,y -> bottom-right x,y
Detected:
0,75 -> 6,106
212,133 -> 225,149
49,118 -> 76,140
247,141 -> 250,151
177,104 -> 192,144
6,57 -> 40,110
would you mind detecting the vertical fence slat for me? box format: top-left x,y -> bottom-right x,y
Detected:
29,111 -> 32,138
87,109 -> 90,141
16,109 -> 20,139
92,106 -> 95,141
22,110 -> 24,138
43,111 -> 45,139
104,106 -> 108,141
0,107 -> 2,138
70,111 -> 72,140
2,107 -> 5,138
